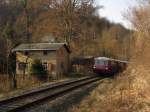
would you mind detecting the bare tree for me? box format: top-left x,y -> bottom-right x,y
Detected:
129,0 -> 150,64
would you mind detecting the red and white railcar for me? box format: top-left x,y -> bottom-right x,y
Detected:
93,57 -> 128,75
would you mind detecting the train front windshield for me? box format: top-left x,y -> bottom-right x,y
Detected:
95,59 -> 108,66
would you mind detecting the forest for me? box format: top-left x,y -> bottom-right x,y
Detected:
0,1 -> 150,111
0,0 -> 132,67
0,0 -> 134,93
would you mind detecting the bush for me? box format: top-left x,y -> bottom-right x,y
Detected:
29,59 -> 47,80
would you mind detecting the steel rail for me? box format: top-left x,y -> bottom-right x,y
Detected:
0,76 -> 100,112
0,76 -> 94,105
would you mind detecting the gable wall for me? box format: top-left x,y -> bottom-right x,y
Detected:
56,46 -> 70,77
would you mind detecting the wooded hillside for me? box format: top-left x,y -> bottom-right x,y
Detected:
0,0 -> 133,73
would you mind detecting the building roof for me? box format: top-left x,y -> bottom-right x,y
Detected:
72,56 -> 94,65
12,43 -> 70,53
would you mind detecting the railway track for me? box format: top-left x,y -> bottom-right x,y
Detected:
0,76 -> 101,112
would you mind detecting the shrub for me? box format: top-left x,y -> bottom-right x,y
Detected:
29,59 -> 47,80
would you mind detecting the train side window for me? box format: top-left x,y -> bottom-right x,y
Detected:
104,61 -> 108,66
95,60 -> 99,65
95,60 -> 107,65
99,60 -> 105,65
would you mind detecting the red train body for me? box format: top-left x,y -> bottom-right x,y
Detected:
93,57 -> 128,75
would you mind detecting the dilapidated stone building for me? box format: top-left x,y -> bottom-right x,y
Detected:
12,43 -> 70,78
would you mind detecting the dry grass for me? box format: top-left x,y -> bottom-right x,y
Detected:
69,64 -> 150,112
0,74 -> 45,98
0,74 -> 72,99
0,75 -> 11,93
0,74 -> 42,92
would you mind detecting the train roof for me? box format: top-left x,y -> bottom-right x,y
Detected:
95,57 -> 128,63
95,57 -> 109,60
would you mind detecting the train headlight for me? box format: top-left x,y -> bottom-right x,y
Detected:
105,67 -> 108,70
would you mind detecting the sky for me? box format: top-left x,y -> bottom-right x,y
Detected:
94,0 -> 138,28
